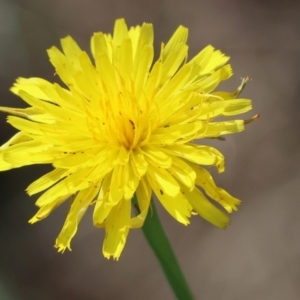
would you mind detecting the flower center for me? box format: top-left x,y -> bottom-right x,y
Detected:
116,113 -> 136,149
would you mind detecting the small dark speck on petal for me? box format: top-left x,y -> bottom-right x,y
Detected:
129,119 -> 135,129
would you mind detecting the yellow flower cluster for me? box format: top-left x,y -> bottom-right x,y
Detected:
0,19 -> 255,259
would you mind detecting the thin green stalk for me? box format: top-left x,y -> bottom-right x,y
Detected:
133,196 -> 194,300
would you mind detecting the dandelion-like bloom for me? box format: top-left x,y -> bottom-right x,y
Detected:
0,19 -> 256,259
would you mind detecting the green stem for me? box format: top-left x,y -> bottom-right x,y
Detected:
134,196 -> 194,300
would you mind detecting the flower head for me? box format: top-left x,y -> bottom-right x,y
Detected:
0,19 -> 256,259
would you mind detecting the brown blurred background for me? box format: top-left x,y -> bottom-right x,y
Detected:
0,0 -> 300,299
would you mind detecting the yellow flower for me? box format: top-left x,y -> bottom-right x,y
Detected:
0,19 -> 256,259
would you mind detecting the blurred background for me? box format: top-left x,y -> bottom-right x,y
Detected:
0,0 -> 300,299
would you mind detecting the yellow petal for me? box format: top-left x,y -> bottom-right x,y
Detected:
0,152 -> 11,170
150,121 -> 203,145
168,156 -> 196,190
55,184 -> 101,252
103,199 -> 131,260
188,45 -> 230,79
222,99 -> 252,116
161,92 -> 203,126
61,35 -> 82,58
144,60 -> 162,98
93,172 -> 114,227
29,194 -> 70,223
10,77 -> 54,101
53,147 -> 101,169
164,144 -> 216,167
129,178 -> 152,228
113,18 -> 129,46
35,167 -> 98,207
132,23 -> 153,64
123,163 -> 139,200
2,139 -> 57,167
197,64 -> 233,93
142,144 -> 172,168
47,46 -> 77,86
26,168 -> 67,195
203,120 -> 245,137
96,52 -> 119,96
91,32 -> 111,65
181,184 -> 230,229
0,132 -> 28,150
155,64 -> 192,111
117,38 -> 133,80
130,148 -> 148,178
147,163 -> 180,197
133,45 -> 153,97
160,43 -> 188,84
147,173 -> 192,225
163,25 -> 188,59
109,164 -> 125,204
191,163 -> 241,212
